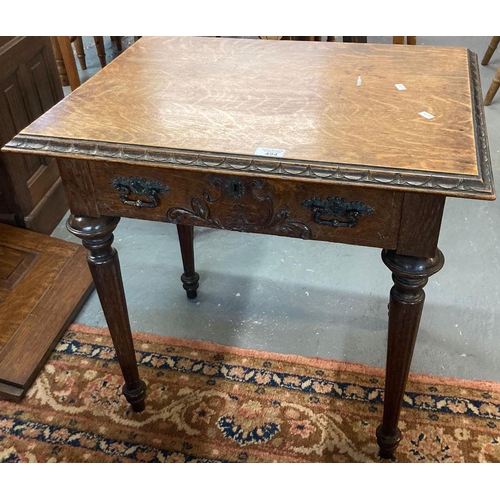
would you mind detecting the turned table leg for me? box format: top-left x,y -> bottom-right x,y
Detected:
176,224 -> 199,299
67,215 -> 147,412
377,249 -> 445,459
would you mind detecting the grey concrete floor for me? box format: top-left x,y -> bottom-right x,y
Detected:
54,36 -> 500,383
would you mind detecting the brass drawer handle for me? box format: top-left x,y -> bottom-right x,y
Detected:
110,176 -> 169,208
302,196 -> 374,228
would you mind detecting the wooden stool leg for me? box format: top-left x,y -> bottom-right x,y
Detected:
73,36 -> 87,70
176,224 -> 199,299
377,249 -> 444,459
112,36 -> 123,51
393,36 -> 405,44
484,65 -> 500,106
56,36 -> 81,91
67,215 -> 147,412
50,36 -> 69,87
481,36 -> 500,65
407,36 -> 417,45
343,37 -> 367,43
93,36 -> 107,68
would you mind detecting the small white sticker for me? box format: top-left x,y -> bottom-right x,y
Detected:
419,111 -> 435,120
254,147 -> 285,157
357,76 -> 362,86
395,84 -> 406,91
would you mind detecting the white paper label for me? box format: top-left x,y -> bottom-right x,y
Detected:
419,111 -> 435,120
395,83 -> 406,90
254,147 -> 285,157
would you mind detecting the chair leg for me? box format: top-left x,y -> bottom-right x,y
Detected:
482,36 -> 500,65
112,36 -> 123,51
343,37 -> 367,43
393,36 -> 417,45
50,36 -> 69,87
93,36 -> 107,68
484,65 -> 500,106
73,36 -> 87,70
56,36 -> 81,91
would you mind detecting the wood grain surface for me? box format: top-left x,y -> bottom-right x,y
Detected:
19,37 -> 479,177
88,161 -> 404,249
0,223 -> 94,400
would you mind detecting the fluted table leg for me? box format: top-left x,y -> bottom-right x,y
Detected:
67,215 -> 147,412
176,224 -> 199,299
377,249 -> 445,458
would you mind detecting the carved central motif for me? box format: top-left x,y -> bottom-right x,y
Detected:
167,177 -> 311,239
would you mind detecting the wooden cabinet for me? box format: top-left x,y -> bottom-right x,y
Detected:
0,36 -> 68,234
0,38 -> 93,401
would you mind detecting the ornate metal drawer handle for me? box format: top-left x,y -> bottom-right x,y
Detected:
302,196 -> 374,228
110,176 -> 169,208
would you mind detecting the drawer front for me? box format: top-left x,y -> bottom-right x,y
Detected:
89,161 -> 403,249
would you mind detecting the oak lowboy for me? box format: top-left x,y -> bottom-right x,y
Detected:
3,36 -> 495,459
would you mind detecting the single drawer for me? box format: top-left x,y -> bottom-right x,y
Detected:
89,161 -> 403,249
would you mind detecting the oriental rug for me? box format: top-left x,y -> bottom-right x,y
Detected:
0,324 -> 499,462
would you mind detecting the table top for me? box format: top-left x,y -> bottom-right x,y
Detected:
4,36 -> 495,200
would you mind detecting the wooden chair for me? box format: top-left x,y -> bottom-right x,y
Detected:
51,36 -> 123,91
481,36 -> 500,106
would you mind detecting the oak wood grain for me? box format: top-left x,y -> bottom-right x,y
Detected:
19,37 -> 479,177
89,161 -> 404,249
396,193 -> 445,258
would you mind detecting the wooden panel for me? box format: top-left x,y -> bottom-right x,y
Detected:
0,36 -> 64,232
27,50 -> 58,115
23,177 -> 69,235
27,157 -> 60,208
90,161 -> 404,249
0,253 -> 69,348
0,246 -> 38,300
0,247 -> 92,392
21,37 -> 478,177
0,223 -> 94,400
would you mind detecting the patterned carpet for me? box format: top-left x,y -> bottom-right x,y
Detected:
0,324 -> 499,462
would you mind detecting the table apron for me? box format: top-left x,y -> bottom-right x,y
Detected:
71,160 -> 404,249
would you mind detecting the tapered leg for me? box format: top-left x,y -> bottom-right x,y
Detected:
112,36 -> 123,51
50,36 -> 69,87
481,36 -> 500,65
56,36 -> 81,91
176,224 -> 199,299
484,65 -> 500,106
67,215 -> 146,412
93,36 -> 107,68
73,36 -> 87,70
377,249 -> 445,459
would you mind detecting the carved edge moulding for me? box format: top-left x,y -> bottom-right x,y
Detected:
4,51 -> 494,201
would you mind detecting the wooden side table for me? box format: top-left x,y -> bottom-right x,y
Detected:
3,37 -> 495,459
